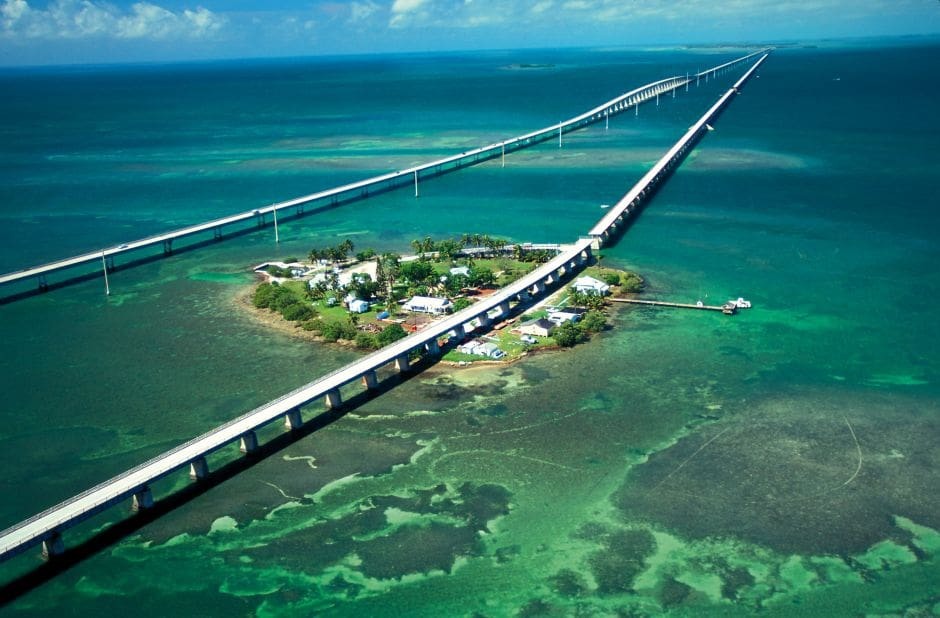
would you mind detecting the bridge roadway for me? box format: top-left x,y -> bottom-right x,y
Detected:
0,50 -> 767,293
0,238 -> 594,562
0,49 -> 771,563
590,52 -> 770,243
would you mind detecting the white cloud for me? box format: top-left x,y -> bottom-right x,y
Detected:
349,1 -> 380,23
389,0 -> 430,27
0,0 -> 225,40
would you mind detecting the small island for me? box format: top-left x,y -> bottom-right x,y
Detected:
244,235 -> 643,363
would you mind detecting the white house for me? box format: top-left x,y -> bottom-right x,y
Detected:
403,296 -> 453,315
458,339 -> 484,355
517,318 -> 553,338
572,275 -> 610,296
475,342 -> 506,359
548,310 -> 581,325
449,266 -> 470,277
458,339 -> 505,359
348,299 -> 370,314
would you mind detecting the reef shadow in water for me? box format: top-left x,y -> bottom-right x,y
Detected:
615,392 -> 940,555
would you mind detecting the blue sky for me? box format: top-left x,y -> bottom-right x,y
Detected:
1,0 -> 939,65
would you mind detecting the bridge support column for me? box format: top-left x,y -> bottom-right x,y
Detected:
163,239 -> 173,256
213,227 -> 222,240
532,281 -> 546,295
132,486 -> 154,511
189,457 -> 209,481
425,338 -> 441,357
395,354 -> 411,373
284,407 -> 303,430
42,533 -> 64,560
240,431 -> 258,454
325,389 -> 342,409
361,370 -> 378,390
477,313 -> 492,329
498,301 -> 510,317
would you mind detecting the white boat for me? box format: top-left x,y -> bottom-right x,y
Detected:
728,297 -> 752,309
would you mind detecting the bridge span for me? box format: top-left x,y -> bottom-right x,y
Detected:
590,52 -> 770,245
0,50 -> 767,298
0,50 -> 770,564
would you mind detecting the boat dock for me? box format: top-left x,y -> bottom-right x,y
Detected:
610,298 -> 741,315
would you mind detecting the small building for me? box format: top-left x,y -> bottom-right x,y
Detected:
348,299 -> 370,314
449,266 -> 470,277
476,342 -> 506,359
518,318 -> 554,338
458,339 -> 504,359
572,275 -> 610,296
308,272 -> 336,289
458,339 -> 484,355
404,295 -> 453,315
547,311 -> 581,325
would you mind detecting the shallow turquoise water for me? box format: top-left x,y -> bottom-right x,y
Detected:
0,42 -> 938,615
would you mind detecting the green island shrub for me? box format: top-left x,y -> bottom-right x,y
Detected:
552,321 -> 586,348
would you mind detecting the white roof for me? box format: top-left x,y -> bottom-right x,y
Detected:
573,276 -> 609,289
406,296 -> 451,308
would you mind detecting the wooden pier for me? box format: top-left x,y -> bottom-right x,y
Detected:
610,298 -> 737,315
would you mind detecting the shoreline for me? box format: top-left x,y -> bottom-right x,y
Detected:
232,276 -> 615,369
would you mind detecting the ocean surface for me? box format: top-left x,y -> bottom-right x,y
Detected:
0,40 -> 938,616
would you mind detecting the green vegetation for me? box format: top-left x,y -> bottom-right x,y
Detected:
581,266 -> 644,294
551,309 -> 607,348
569,290 -> 607,311
551,321 -> 587,348
579,310 -> 607,334
253,282 -> 318,323
308,239 -> 355,263
253,235 -> 637,361
264,264 -> 296,278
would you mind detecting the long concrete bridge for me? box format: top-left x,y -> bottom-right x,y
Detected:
0,50 -> 767,297
0,50 -> 769,564
590,53 -> 770,246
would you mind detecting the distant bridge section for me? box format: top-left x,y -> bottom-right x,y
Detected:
0,50 -> 768,298
589,52 -> 770,245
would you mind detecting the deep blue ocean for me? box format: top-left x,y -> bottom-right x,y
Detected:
0,40 -> 938,616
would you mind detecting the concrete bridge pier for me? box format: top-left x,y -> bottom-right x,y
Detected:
240,431 -> 258,454
425,338 -> 441,356
361,370 -> 378,390
42,533 -> 64,560
394,354 -> 411,373
284,407 -> 303,430
498,301 -> 510,317
132,485 -> 154,511
477,313 -> 492,329
162,239 -> 173,256
189,457 -> 209,481
325,389 -> 342,409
